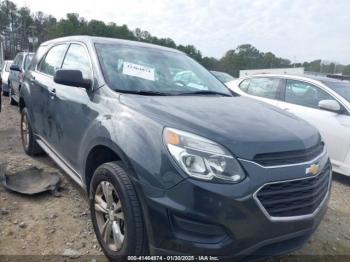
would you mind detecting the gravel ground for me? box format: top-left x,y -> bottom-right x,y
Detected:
0,96 -> 350,261
0,96 -> 105,260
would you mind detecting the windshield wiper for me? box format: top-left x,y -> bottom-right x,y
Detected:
176,90 -> 232,97
117,90 -> 171,96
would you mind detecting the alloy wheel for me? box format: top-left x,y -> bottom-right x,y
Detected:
94,181 -> 125,252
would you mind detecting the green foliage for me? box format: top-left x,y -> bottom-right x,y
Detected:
1,0 -> 349,77
343,65 -> 350,75
218,45 -> 293,77
201,57 -> 221,71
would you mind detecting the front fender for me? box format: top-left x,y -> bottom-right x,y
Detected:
80,136 -> 133,181
78,106 -> 185,190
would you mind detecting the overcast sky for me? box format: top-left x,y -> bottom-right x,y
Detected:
12,0 -> 350,64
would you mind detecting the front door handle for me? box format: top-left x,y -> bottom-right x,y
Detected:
49,88 -> 56,99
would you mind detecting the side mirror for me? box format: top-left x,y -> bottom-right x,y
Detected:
10,64 -> 21,72
318,99 -> 341,113
54,69 -> 91,89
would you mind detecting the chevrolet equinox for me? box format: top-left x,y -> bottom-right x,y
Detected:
19,36 -> 331,260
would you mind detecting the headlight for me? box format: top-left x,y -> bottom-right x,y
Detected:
163,127 -> 246,183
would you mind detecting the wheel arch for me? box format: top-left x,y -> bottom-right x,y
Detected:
83,140 -> 134,194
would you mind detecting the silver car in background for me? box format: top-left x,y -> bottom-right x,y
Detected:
8,52 -> 34,105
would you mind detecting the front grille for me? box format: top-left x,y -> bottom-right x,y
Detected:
253,143 -> 324,166
256,166 -> 331,217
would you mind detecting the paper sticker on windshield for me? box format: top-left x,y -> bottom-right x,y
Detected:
122,62 -> 155,81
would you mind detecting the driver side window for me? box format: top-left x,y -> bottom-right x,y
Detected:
285,80 -> 333,109
61,44 -> 92,80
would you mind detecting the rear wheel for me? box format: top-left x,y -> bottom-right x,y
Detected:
90,162 -> 147,261
21,108 -> 44,156
9,85 -> 17,105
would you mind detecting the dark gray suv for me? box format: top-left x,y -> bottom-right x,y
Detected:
20,36 -> 331,260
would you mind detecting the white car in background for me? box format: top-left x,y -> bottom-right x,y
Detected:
1,60 -> 13,96
227,74 -> 350,177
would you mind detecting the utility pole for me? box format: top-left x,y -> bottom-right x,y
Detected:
0,36 -> 4,66
7,24 -> 22,58
293,56 -> 296,68
29,25 -> 37,52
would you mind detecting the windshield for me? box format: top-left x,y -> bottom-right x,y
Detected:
211,71 -> 235,83
322,81 -> 350,102
95,43 -> 231,96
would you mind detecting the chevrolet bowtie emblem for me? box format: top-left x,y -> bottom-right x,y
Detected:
306,164 -> 320,175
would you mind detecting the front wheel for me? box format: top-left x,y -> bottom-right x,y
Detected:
90,162 -> 147,261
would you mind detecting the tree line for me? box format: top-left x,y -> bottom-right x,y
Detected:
1,0 -> 349,77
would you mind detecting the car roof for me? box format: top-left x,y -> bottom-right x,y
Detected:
301,74 -> 349,84
40,35 -> 184,54
245,73 -> 348,84
211,70 -> 230,75
15,52 -> 34,56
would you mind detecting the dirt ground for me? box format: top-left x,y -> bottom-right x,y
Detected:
0,96 -> 350,261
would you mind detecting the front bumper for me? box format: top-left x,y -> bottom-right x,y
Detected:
135,153 -> 331,258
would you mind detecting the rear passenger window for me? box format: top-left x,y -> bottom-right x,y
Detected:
245,78 -> 280,99
61,44 -> 92,79
38,44 -> 67,76
239,79 -> 250,92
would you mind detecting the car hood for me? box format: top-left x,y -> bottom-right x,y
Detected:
120,95 -> 320,160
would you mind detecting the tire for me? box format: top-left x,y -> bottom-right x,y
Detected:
21,108 -> 44,156
9,85 -> 17,106
90,161 -> 147,261
2,90 -> 9,97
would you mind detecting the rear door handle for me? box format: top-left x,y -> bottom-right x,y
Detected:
30,76 -> 36,83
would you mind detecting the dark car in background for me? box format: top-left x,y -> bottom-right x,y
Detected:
20,36 -> 331,260
211,70 -> 235,84
8,52 -> 34,105
0,70 -> 2,111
